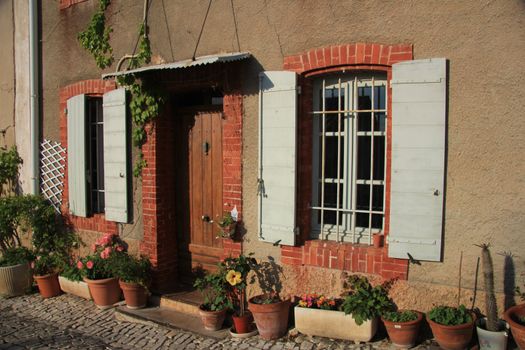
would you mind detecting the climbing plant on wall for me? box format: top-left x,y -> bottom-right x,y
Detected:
77,0 -> 113,69
78,1 -> 165,177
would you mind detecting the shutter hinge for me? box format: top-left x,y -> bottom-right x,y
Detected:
297,86 -> 302,95
257,178 -> 266,197
64,108 -> 68,115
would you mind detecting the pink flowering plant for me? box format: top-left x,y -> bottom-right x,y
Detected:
31,252 -> 61,276
78,233 -> 127,280
298,293 -> 338,310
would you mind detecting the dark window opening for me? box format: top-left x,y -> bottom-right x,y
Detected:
87,96 -> 105,214
172,88 -> 224,108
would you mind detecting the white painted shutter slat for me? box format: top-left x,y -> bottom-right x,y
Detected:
67,94 -> 88,217
103,88 -> 129,223
389,58 -> 446,262
258,71 -> 297,246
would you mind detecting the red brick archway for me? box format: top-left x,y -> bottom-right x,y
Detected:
281,43 -> 413,280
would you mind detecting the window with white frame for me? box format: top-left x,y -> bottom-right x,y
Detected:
311,73 -> 387,244
67,88 -> 130,223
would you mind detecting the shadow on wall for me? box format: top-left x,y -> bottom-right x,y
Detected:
251,256 -> 283,296
502,251 -> 516,310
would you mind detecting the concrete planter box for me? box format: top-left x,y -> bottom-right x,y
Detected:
0,262 -> 32,297
294,306 -> 378,342
58,276 -> 92,300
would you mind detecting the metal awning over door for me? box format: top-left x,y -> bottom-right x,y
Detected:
102,52 -> 251,79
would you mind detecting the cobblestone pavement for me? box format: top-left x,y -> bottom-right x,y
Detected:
0,293 -> 443,350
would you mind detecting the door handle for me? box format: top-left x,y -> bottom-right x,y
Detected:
201,215 -> 213,223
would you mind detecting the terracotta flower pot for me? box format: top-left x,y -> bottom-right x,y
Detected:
0,263 -> 32,297
84,277 -> 121,309
504,304 -> 525,349
34,272 -> 61,298
119,280 -> 148,309
427,312 -> 475,350
248,296 -> 290,340
198,306 -> 227,331
232,311 -> 254,334
382,311 -> 423,348
373,234 -> 384,248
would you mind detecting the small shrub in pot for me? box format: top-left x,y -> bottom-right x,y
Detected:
427,305 -> 475,350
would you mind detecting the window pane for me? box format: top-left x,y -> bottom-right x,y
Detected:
319,136 -> 344,179
356,213 -> 369,228
373,136 -> 385,180
318,113 -> 344,133
356,184 -> 370,210
374,112 -> 386,132
357,93 -> 372,132
371,214 -> 382,229
321,87 -> 344,111
317,183 -> 342,225
357,136 -> 371,180
374,85 -> 386,110
372,185 -> 384,211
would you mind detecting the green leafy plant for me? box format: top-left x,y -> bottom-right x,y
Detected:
0,146 -> 22,196
31,252 -> 61,276
60,263 -> 83,282
194,270 -> 232,312
428,305 -> 472,326
0,246 -> 33,267
220,254 -> 255,316
77,0 -> 113,69
383,310 -> 418,323
216,212 -> 237,238
112,252 -> 151,288
340,275 -> 395,325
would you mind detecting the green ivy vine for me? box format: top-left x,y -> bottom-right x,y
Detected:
78,1 -> 166,177
77,0 -> 113,69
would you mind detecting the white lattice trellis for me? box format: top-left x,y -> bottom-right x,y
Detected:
40,139 -> 66,212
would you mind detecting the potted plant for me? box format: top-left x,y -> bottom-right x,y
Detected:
78,233 -> 125,309
216,212 -> 237,239
221,254 -> 256,334
427,304 -> 475,350
31,252 -> 61,298
0,246 -> 33,297
382,310 -> 424,348
339,275 -> 394,342
58,262 -> 92,299
476,243 -> 509,350
295,293 -> 348,339
504,284 -> 525,348
248,257 -> 290,340
194,269 -> 232,331
113,252 -> 151,309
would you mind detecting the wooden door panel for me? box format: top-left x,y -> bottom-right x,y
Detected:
177,109 -> 223,280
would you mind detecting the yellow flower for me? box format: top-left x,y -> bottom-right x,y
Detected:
226,270 -> 242,286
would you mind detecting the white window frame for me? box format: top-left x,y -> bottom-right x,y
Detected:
311,73 -> 388,244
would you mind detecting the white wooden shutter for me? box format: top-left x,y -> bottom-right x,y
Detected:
258,71 -> 297,246
389,58 -> 447,262
67,94 -> 88,217
103,88 -> 129,223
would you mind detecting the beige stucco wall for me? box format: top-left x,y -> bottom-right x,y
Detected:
41,0 -> 525,308
0,0 -> 16,149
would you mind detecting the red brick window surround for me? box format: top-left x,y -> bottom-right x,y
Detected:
59,79 -> 118,234
281,43 -> 413,280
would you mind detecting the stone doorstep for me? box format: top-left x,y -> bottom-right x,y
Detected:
154,290 -> 203,316
115,305 -> 230,340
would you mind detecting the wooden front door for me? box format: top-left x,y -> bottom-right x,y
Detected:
175,109 -> 223,281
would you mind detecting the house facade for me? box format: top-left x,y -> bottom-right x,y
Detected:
34,0 -> 525,312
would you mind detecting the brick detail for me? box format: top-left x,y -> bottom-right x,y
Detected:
139,87 -> 244,291
281,43 -> 413,280
283,43 -> 413,73
59,0 -> 88,10
281,242 -> 408,280
59,79 -> 117,234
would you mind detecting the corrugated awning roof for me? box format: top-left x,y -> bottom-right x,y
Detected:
102,51 -> 251,79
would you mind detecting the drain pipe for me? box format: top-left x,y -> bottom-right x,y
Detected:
29,0 -> 39,194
